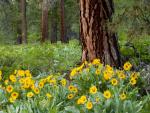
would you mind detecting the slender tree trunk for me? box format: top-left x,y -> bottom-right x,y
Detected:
16,0 -> 22,44
50,8 -> 57,43
17,2 -> 22,45
80,0 -> 121,67
41,0 -> 49,43
60,0 -> 67,43
17,20 -> 22,44
21,0 -> 27,43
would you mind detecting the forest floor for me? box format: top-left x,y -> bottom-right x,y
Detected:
0,39 -> 150,113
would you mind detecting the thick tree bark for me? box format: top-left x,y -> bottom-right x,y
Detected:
50,7 -> 57,43
20,0 -> 27,43
41,0 -> 49,43
60,0 -> 68,43
80,0 -> 121,67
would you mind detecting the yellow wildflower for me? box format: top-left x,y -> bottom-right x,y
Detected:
89,86 -> 97,94
118,73 -> 126,79
25,70 -> 32,77
19,78 -> 25,84
73,87 -> 78,93
92,59 -> 101,65
60,79 -> 67,86
80,95 -> 87,103
95,69 -> 101,75
24,83 -> 31,89
17,70 -> 25,76
77,95 -> 87,104
104,71 -> 112,80
38,82 -> 44,88
111,78 -> 118,86
46,93 -> 52,98
33,88 -> 40,94
11,92 -> 19,99
70,68 -> 77,77
120,93 -> 126,100
6,85 -> 13,93
9,75 -> 16,82
130,78 -> 136,85
68,85 -> 75,92
67,94 -> 74,100
86,101 -> 93,110
106,65 -> 113,73
131,72 -> 138,79
46,75 -> 53,82
27,92 -> 34,98
9,97 -> 15,103
123,61 -> 132,71
49,79 -> 56,85
103,90 -> 112,99
76,63 -> 84,71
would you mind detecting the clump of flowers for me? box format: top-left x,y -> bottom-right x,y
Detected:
0,70 -> 62,103
66,59 -> 144,112
0,59 -> 146,113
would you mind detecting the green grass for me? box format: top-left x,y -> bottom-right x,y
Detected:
0,40 -> 81,77
0,31 -> 149,77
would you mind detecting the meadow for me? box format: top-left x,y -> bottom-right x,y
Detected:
0,37 -> 150,113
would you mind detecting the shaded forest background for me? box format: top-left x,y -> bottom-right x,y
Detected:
0,0 -> 149,44
0,0 -> 149,76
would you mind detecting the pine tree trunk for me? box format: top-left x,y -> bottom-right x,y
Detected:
17,19 -> 22,44
60,0 -> 68,43
17,2 -> 22,45
80,0 -> 121,67
21,0 -> 27,43
41,0 -> 49,43
50,7 -> 57,43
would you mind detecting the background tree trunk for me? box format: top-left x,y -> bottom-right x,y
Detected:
17,1 -> 22,44
50,6 -> 57,43
21,0 -> 27,43
17,20 -> 22,44
60,0 -> 67,43
41,0 -> 49,43
80,0 -> 121,67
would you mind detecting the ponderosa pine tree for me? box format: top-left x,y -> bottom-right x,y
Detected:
21,0 -> 27,43
60,0 -> 68,43
50,5 -> 57,43
17,0 -> 27,44
41,0 -> 49,42
80,0 -> 121,67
